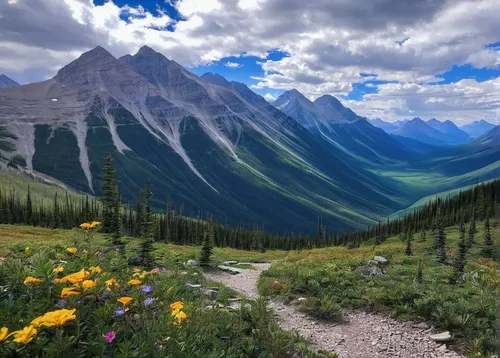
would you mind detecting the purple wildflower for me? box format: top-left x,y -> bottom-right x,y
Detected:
144,297 -> 155,307
114,307 -> 125,317
57,299 -> 67,308
104,331 -> 115,343
142,285 -> 153,294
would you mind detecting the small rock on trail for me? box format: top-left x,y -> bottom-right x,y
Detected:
205,263 -> 463,358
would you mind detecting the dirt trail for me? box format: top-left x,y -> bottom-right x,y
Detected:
205,263 -> 463,358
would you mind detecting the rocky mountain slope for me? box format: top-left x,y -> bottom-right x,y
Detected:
0,46 -> 406,232
0,74 -> 19,88
426,118 -> 470,144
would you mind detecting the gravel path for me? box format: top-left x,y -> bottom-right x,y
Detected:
205,263 -> 463,358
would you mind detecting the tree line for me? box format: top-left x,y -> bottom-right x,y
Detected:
0,156 -> 498,252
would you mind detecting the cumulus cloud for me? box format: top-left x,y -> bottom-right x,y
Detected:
0,0 -> 499,122
263,93 -> 277,102
224,61 -> 243,68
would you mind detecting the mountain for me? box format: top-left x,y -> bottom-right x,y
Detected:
369,118 -> 399,133
0,46 -> 407,232
273,90 -> 412,165
0,74 -> 20,88
460,120 -> 497,138
392,117 -> 458,146
426,118 -> 470,144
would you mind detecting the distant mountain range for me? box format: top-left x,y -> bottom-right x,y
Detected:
460,120 -> 497,138
0,45 -> 498,232
370,117 -> 496,146
0,74 -> 19,88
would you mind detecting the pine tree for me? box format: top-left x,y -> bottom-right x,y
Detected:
199,225 -> 214,267
434,209 -> 447,264
451,222 -> 467,284
100,155 -> 119,233
110,194 -> 124,250
416,260 -> 423,284
405,231 -> 413,256
480,213 -> 493,259
138,180 -> 156,267
467,209 -> 476,248
26,185 -> 32,225
476,184 -> 485,221
51,192 -> 60,229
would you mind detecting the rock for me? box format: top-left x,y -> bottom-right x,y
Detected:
437,344 -> 448,352
373,256 -> 388,264
205,289 -> 219,300
192,272 -> 199,276
180,271 -> 188,275
186,260 -> 199,267
223,261 -> 238,266
430,331 -> 452,342
413,322 -> 429,329
297,297 -> 307,302
228,298 -> 242,302
185,283 -> 202,289
355,265 -> 385,277
218,265 -> 242,275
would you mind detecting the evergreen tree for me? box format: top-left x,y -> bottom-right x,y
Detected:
110,194 -> 124,250
451,222 -> 467,284
100,155 -> 119,233
26,185 -> 32,225
199,225 -> 214,267
480,213 -> 494,259
138,180 -> 156,267
416,260 -> 423,284
434,209 -> 447,264
51,192 -> 60,229
467,209 -> 476,248
405,231 -> 413,256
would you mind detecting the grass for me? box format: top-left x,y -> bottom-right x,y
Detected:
1,221 -> 498,356
0,225 -> 335,358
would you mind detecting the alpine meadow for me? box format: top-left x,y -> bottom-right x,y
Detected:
0,1 -> 499,357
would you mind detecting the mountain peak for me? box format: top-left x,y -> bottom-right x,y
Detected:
314,94 -> 343,107
201,72 -> 232,88
0,74 -> 20,88
137,45 -> 158,56
55,46 -> 116,83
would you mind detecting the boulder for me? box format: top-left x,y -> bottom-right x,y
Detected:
186,259 -> 199,267
355,265 -> 385,277
218,265 -> 242,275
185,283 -> 202,289
373,256 -> 388,264
205,289 -> 219,300
223,261 -> 238,266
430,331 -> 452,342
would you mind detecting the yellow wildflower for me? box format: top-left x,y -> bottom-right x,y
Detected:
61,287 -> 80,297
59,269 -> 90,284
0,327 -> 9,341
31,309 -> 76,328
174,310 -> 187,323
89,221 -> 101,228
24,276 -> 41,285
11,325 -> 37,344
81,280 -> 96,291
89,266 -> 102,274
79,223 -> 91,230
24,247 -> 30,254
132,268 -> 141,273
117,297 -> 133,305
53,265 -> 64,274
66,247 -> 77,255
170,301 -> 184,311
105,278 -> 120,291
128,279 -> 142,285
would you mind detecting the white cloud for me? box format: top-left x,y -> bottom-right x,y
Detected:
263,93 -> 277,102
1,0 -> 500,123
224,61 -> 243,68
